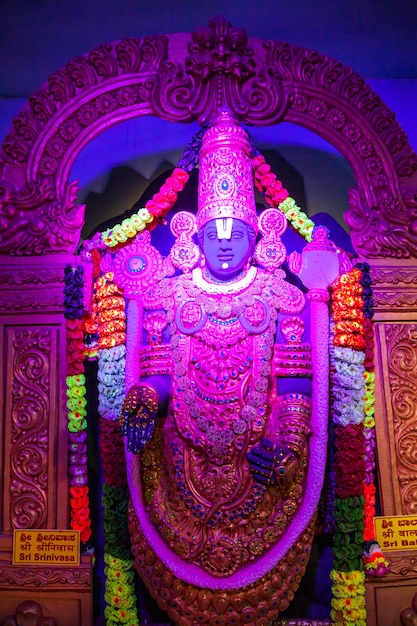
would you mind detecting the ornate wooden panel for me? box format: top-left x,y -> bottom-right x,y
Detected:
0,255 -> 92,626
0,257 -> 73,539
5,325 -> 55,532
370,261 -> 417,517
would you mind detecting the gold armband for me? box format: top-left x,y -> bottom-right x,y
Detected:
143,311 -> 168,345
275,393 -> 312,457
139,344 -> 172,376
272,343 -> 312,377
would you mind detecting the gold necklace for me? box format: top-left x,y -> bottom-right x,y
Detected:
192,266 -> 257,295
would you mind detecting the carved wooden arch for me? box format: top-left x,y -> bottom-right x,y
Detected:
1,15 -> 417,258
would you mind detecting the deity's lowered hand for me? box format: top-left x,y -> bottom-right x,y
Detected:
120,383 -> 158,453
247,437 -> 300,490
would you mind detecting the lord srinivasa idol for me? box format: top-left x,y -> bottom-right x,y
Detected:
2,14 -> 417,625
94,111 -> 344,625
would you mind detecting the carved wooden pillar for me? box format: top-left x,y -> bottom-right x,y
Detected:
365,259 -> 417,626
0,255 -> 92,626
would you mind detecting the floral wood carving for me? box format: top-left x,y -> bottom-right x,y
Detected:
151,15 -> 289,124
370,267 -> 417,311
371,267 -> 417,286
0,293 -> 62,312
8,328 -> 52,529
372,292 -> 417,312
384,324 -> 417,515
0,16 -> 417,256
0,269 -> 63,286
0,259 -> 90,312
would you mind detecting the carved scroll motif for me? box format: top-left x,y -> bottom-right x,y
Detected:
0,264 -> 69,313
8,328 -> 53,529
0,35 -> 168,256
386,552 -> 417,577
0,293 -> 63,312
0,177 -> 85,256
370,267 -> 417,311
0,16 -> 417,257
371,268 -> 417,286
372,292 -> 417,311
384,324 -> 417,515
151,15 -> 289,124
0,269 -> 63,286
0,565 -> 90,587
264,39 -> 417,177
345,188 -> 417,260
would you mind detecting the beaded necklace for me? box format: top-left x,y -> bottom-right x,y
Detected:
164,268 -> 282,460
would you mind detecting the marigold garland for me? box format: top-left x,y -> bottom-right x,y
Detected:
330,570 -> 366,626
329,264 -> 388,626
356,262 -> 389,577
92,263 -> 139,626
64,265 -> 92,544
104,554 -> 138,626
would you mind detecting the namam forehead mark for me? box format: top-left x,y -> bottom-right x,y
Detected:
204,219 -> 247,240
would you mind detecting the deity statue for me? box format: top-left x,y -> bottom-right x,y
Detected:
112,112 -> 340,625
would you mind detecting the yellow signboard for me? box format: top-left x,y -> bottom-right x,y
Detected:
13,530 -> 80,565
374,515 -> 417,551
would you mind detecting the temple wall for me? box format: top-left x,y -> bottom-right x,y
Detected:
365,259 -> 417,626
1,17 -> 417,625
0,256 -> 92,626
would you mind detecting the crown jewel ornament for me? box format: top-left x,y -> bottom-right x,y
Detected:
197,110 -> 258,233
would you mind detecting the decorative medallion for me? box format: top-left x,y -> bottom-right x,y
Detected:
254,208 -> 287,272
175,299 -> 207,334
111,231 -> 165,297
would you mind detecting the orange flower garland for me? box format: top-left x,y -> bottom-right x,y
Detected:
96,273 -> 126,349
329,264 -> 388,625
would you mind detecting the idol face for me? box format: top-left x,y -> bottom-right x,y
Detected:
202,218 -> 254,280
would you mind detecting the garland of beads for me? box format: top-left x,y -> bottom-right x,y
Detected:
82,248 -> 101,360
64,264 -> 92,544
356,262 -> 389,577
330,268 -> 367,625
